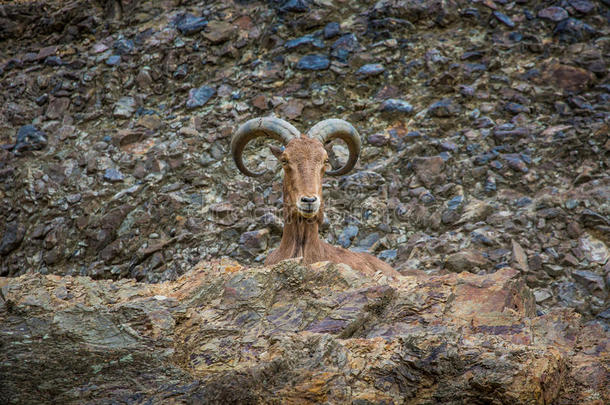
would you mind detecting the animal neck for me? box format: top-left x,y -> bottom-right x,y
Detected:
278,210 -> 323,260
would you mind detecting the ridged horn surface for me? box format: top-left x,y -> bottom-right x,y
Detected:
307,119 -> 361,176
231,117 -> 300,177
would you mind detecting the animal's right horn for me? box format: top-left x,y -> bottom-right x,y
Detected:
307,119 -> 361,176
231,117 -> 300,177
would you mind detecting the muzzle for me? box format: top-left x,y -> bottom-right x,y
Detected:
296,195 -> 321,218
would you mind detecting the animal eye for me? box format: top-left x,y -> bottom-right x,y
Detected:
281,158 -> 288,165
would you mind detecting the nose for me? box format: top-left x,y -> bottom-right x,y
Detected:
300,196 -> 318,204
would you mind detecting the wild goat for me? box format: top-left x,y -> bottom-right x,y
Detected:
231,117 -> 399,278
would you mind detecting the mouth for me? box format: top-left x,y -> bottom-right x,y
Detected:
296,202 -> 320,218
297,209 -> 318,218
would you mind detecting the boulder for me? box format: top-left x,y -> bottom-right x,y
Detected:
1,261 -> 607,404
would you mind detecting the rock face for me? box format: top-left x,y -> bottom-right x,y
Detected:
0,0 -> 608,322
0,0 -> 608,399
1,260 -> 608,404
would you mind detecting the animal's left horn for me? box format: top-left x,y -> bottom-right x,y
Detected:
307,119 -> 361,176
231,116 -> 300,177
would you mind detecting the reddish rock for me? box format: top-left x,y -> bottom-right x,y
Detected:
568,0 -> 595,14
444,250 -> 490,272
413,156 -> 446,187
367,132 -> 389,146
113,129 -> 145,147
234,15 -> 254,30
0,262 -> 606,404
136,115 -> 163,130
251,94 -> 269,110
374,84 -> 400,100
210,202 -> 238,226
203,21 -> 236,44
239,228 -> 270,255
36,46 -> 58,61
512,239 -> 529,272
541,63 -> 595,93
46,97 -> 70,119
279,99 -> 304,119
538,7 -> 569,22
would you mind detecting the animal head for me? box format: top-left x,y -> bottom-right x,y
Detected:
231,117 -> 361,220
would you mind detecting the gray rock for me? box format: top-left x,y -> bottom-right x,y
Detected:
175,14 -> 208,35
44,56 -> 62,66
356,63 -> 385,77
186,86 -> 216,109
324,22 -> 340,39
579,235 -> 609,264
378,249 -> 397,261
534,289 -> 552,303
568,0 -> 594,14
572,270 -> 606,299
280,0 -> 309,13
428,98 -> 461,117
557,281 -> 589,314
330,34 -> 358,62
441,209 -> 460,224
105,55 -> 121,66
445,250 -> 490,272
173,64 -> 188,79
338,225 -> 358,248
13,125 -> 47,153
285,35 -> 324,50
538,7 -> 569,22
379,99 -> 413,114
505,102 -> 530,114
104,168 -> 125,182
493,11 -> 515,28
239,229 -> 269,256
113,38 -> 135,55
0,222 -> 26,256
296,54 -> 330,70
554,18 -> 596,43
113,97 -> 137,119
367,132 -> 389,146
352,232 -> 380,253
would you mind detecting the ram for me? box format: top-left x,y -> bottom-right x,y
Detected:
231,117 -> 399,278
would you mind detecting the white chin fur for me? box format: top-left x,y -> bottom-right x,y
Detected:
297,210 -> 318,218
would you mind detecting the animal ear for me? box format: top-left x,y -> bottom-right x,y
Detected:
269,145 -> 284,159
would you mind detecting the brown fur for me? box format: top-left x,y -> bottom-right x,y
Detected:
265,136 -> 399,278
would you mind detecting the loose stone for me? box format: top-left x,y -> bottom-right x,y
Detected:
186,86 -> 216,109
104,168 -> 125,182
324,22 -> 340,39
493,11 -> 515,28
105,55 -> 121,66
379,99 -> 413,114
113,97 -> 137,118
296,54 -> 330,70
176,14 -> 208,35
356,63 -> 385,77
538,7 -> 569,22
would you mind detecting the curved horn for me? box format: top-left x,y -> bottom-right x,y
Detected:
307,119 -> 361,176
231,117 -> 300,177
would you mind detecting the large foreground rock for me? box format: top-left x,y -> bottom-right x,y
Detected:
1,261 -> 608,404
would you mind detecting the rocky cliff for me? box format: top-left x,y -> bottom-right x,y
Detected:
0,0 -> 608,402
1,0 -> 608,319
1,260 -> 608,403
